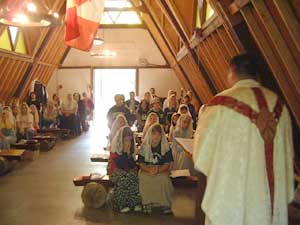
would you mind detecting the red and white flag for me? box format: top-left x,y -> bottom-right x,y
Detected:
64,0 -> 105,51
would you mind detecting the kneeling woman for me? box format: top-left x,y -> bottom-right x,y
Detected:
16,103 -> 35,140
0,108 -> 17,149
138,123 -> 174,214
109,126 -> 142,213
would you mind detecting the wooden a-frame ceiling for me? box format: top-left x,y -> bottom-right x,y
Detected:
0,0 -> 300,131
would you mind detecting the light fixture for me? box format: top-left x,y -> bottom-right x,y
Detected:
90,50 -> 117,58
0,0 -> 62,27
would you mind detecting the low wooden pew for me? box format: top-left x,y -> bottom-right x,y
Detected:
11,140 -> 40,160
37,128 -> 70,139
90,154 -> 109,162
0,149 -> 25,175
33,135 -> 57,151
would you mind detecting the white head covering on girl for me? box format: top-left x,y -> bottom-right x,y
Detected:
142,112 -> 159,138
109,114 -> 129,142
110,125 -> 137,156
177,104 -> 192,117
174,113 -> 193,138
139,123 -> 170,164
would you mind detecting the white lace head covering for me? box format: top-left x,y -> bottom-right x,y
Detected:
139,123 -> 170,164
1,106 -> 16,130
109,114 -> 129,141
174,113 -> 193,138
20,103 -> 30,116
142,112 -> 159,137
177,104 -> 191,117
29,104 -> 39,123
167,93 -> 178,109
111,126 -> 137,156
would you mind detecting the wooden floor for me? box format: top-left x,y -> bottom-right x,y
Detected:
0,128 -> 196,225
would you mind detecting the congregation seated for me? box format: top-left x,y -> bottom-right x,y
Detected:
136,99 -> 150,132
171,114 -> 194,173
109,126 -> 142,213
0,107 -> 17,149
142,112 -> 159,139
27,92 -> 40,111
16,103 -> 35,140
42,101 -> 58,128
29,104 -> 40,130
137,123 -> 173,214
147,97 -> 166,126
107,94 -> 131,128
60,94 -> 78,136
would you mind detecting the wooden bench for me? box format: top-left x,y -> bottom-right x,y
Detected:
11,140 -> 40,151
0,149 -> 25,160
37,128 -> 70,139
73,174 -> 113,187
90,154 -> 109,162
33,136 -> 56,151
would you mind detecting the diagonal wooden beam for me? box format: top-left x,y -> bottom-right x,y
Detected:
158,0 -> 217,95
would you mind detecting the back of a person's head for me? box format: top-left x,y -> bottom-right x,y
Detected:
230,53 -> 258,79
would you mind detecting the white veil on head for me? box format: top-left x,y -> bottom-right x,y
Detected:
142,112 -> 159,137
139,123 -> 170,164
177,104 -> 191,117
109,114 -> 129,141
174,113 -> 193,138
111,126 -> 136,156
1,106 -> 16,130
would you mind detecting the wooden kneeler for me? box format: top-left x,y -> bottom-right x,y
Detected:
33,136 -> 57,151
0,149 -> 25,175
37,128 -> 70,139
73,174 -> 113,209
90,154 -> 109,162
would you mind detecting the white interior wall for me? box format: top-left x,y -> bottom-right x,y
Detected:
47,69 -> 91,100
47,68 -> 182,100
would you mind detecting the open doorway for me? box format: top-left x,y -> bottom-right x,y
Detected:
90,68 -> 136,152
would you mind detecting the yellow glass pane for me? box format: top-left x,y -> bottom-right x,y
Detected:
15,30 -> 27,54
0,29 -> 12,51
196,7 -> 201,28
206,2 -> 215,21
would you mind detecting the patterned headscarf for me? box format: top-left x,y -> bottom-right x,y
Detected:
110,126 -> 136,156
139,123 -> 170,164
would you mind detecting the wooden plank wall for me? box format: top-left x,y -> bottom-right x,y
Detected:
0,0 -> 67,103
227,0 -> 300,127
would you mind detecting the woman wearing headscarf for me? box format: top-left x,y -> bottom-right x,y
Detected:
142,112 -> 159,139
177,104 -> 192,117
29,104 -> 40,130
42,101 -> 58,128
137,123 -> 174,214
109,126 -> 142,213
164,94 -> 178,131
171,114 -> 193,172
162,90 -> 176,111
168,113 -> 180,142
16,103 -> 35,140
108,114 -> 129,145
0,107 -> 17,149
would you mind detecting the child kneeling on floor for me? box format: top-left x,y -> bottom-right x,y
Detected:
138,123 -> 174,214
109,126 -> 142,213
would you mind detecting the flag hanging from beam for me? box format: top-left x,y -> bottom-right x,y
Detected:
64,0 -> 105,51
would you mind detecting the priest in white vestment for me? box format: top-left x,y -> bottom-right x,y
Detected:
193,54 -> 294,225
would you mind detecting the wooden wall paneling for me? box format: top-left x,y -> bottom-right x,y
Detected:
216,27 -> 239,57
251,0 -> 300,93
290,0 -> 300,21
213,28 -> 232,62
199,41 -> 225,91
21,64 -> 41,100
180,54 -> 214,102
162,16 -> 180,52
5,61 -> 25,99
9,62 -> 29,99
166,0 -> 196,38
1,60 -> 15,100
240,5 -> 300,127
263,0 -> 300,66
2,60 -> 21,100
40,28 -> 62,63
0,59 -> 11,93
45,68 -> 57,85
196,45 -> 222,92
205,36 -> 228,88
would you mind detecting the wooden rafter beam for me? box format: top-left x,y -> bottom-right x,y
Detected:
158,0 -> 217,95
